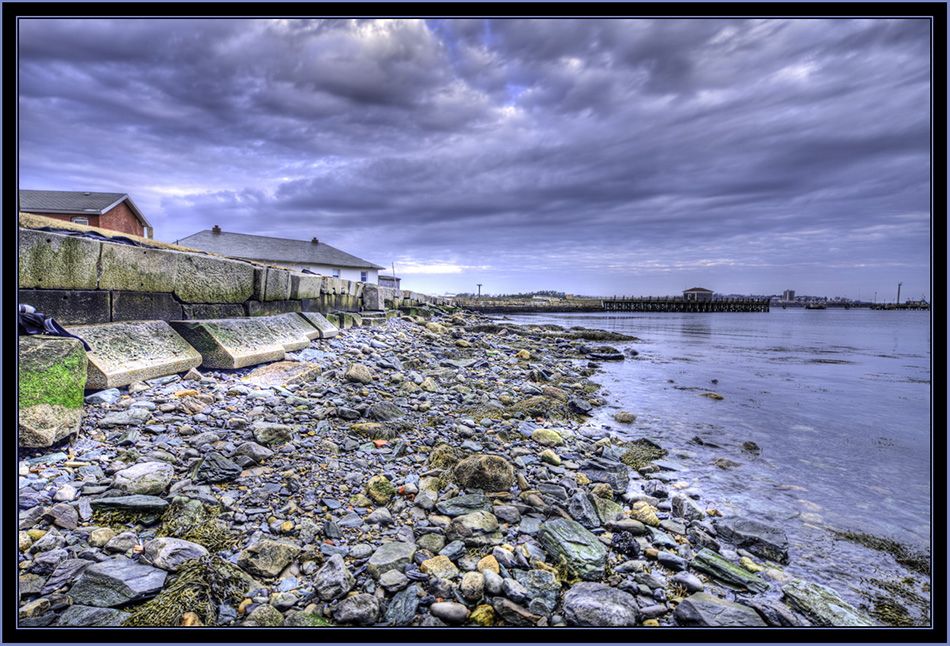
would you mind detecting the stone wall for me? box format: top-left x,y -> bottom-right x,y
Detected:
18,227 -> 450,325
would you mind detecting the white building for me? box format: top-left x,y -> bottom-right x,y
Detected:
177,227 -> 385,284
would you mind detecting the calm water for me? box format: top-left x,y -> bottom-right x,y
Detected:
500,308 -> 932,618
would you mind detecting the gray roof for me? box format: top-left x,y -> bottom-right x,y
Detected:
176,229 -> 385,270
19,190 -> 151,227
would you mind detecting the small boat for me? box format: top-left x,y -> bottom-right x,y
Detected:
805,303 -> 827,310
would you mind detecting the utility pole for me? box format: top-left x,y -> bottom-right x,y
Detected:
897,282 -> 902,305
477,284 -> 482,299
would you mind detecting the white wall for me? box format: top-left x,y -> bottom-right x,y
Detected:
254,259 -> 378,284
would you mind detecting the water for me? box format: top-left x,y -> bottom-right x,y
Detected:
499,308 -> 932,621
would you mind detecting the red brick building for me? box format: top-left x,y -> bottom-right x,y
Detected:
19,190 -> 153,238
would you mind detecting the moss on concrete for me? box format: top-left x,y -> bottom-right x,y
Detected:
18,337 -> 87,410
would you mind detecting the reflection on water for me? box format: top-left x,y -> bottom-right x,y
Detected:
502,309 -> 932,620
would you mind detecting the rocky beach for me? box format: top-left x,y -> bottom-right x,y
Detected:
17,306 -> 889,631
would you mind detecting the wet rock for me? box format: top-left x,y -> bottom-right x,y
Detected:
53,605 -> 129,627
445,511 -> 503,548
384,584 -> 423,626
781,578 -> 876,627
190,452 -> 241,484
430,601 -> 470,625
689,548 -> 769,594
562,582 -> 639,627
513,569 -> 560,615
367,540 -> 416,580
579,455 -> 629,491
713,516 -> 789,564
89,495 -> 169,514
537,518 -> 607,581
674,592 -> 767,627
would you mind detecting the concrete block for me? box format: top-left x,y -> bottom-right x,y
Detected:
254,267 -> 293,302
168,319 -> 286,369
65,321 -> 202,390
111,292 -> 183,322
98,242 -> 178,292
327,311 -> 360,330
360,311 -> 387,327
245,300 -> 303,317
296,312 -> 339,338
174,252 -> 255,304
180,303 -> 246,320
290,273 -> 324,300
324,277 -> 345,295
255,313 -> 318,348
19,289 -> 111,325
18,229 -> 100,290
18,337 -> 87,447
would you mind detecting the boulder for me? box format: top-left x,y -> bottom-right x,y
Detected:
143,537 -> 209,571
453,455 -> 515,492
313,553 -> 355,601
113,461 -> 175,496
674,592 -> 768,627
714,516 -> 789,564
67,558 -> 167,607
18,337 -> 87,447
537,518 -> 607,581
237,540 -> 301,578
782,579 -> 877,627
563,581 -> 639,626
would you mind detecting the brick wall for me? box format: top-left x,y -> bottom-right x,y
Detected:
98,202 -> 145,237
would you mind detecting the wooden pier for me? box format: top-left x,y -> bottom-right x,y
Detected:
602,297 -> 770,313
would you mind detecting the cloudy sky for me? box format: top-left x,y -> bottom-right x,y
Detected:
17,16 -> 932,300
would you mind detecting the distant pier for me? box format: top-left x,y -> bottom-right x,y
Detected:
602,297 -> 770,313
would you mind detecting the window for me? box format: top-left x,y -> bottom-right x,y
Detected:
332,269 -> 340,278
360,271 -> 368,282
71,217 -> 89,225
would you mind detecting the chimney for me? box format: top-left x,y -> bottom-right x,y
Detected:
212,225 -> 221,234
312,237 -> 319,244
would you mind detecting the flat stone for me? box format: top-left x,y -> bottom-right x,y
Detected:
113,461 -> 175,495
65,321 -> 202,390
89,495 -> 169,514
714,516 -> 789,564
579,455 -> 629,491
367,540 -> 416,580
143,537 -> 209,571
782,578 -> 877,627
445,510 -> 503,548
54,605 -> 129,627
436,492 -> 490,517
674,592 -> 768,627
296,311 -> 339,338
689,548 -> 770,594
563,581 -> 640,627
242,361 -> 322,388
67,557 -> 167,607
537,518 -> 607,581
383,584 -> 423,626
190,452 -> 242,484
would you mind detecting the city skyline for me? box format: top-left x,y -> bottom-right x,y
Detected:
17,16 -> 934,301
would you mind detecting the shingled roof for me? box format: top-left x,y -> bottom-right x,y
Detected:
19,190 -> 151,227
176,229 -> 385,270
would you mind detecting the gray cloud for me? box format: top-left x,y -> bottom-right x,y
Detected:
17,16 -> 932,298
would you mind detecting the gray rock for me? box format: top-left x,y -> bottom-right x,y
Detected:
44,503 -> 79,530
143,537 -> 209,571
383,584 -> 423,626
237,539 -> 301,579
190,452 -> 241,484
67,557 -> 167,607
562,581 -> 640,627
233,441 -> 274,464
579,455 -> 629,491
671,571 -> 705,594
332,593 -> 379,625
113,461 -> 175,495
98,408 -> 151,427
54,605 -> 129,627
429,601 -> 470,625
671,492 -> 706,522
42,558 -> 91,595
436,492 -> 490,517
513,569 -> 559,615
104,531 -> 140,554
567,492 -> 601,528
445,510 -> 503,548
90,495 -> 169,514
251,421 -> 293,446
491,597 -> 543,626
714,516 -> 789,564
314,553 -> 355,601
537,518 -> 607,581
85,389 -> 122,405
482,569 -> 504,596
367,540 -> 416,580
674,592 -> 767,627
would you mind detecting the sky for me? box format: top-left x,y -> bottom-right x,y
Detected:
16,15 -> 933,300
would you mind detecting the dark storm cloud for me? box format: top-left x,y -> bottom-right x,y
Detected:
17,16 -> 932,297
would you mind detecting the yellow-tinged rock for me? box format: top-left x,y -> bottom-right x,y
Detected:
515,350 -> 531,360
476,554 -> 500,575
740,556 -> 763,572
174,389 -> 200,398
180,612 -> 204,626
26,529 -> 46,543
18,532 -> 32,552
642,619 -> 660,627
575,473 -> 591,486
238,598 -> 252,614
281,521 -> 294,533
469,604 -> 497,626
631,501 -> 661,527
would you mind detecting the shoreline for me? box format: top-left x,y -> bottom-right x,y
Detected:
16,307 -> 911,630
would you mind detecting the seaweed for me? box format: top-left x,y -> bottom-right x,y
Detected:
618,439 -> 668,470
156,500 -> 239,553
122,555 -> 249,627
829,529 -> 930,575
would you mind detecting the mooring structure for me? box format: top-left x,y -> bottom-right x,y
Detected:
602,296 -> 770,313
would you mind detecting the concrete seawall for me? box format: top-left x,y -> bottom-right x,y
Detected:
18,217 -> 450,325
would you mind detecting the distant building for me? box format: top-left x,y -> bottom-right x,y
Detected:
784,289 -> 796,301
20,190 -> 153,238
177,227 -> 385,284
379,274 -> 401,290
683,287 -> 714,302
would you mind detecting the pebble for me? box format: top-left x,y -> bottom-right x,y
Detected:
14,310 -> 846,629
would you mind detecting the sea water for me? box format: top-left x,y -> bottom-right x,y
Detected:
499,308 -> 932,620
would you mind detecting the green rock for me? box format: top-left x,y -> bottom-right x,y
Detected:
453,455 -> 515,492
18,337 -> 87,447
689,548 -> 770,594
366,475 -> 396,505
782,578 -> 877,627
531,429 -> 564,447
537,518 -> 607,581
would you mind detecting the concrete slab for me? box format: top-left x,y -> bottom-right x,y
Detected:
19,289 -> 111,326
18,229 -> 100,290
173,251 -> 255,304
168,318 -> 286,369
256,313 -> 319,347
296,312 -> 339,338
66,321 -> 203,390
290,272 -> 324,300
98,242 -> 178,292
